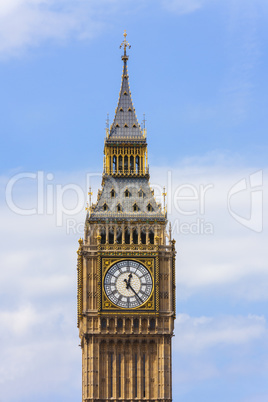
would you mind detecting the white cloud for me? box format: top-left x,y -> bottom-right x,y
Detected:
172,313 -> 268,393
174,313 -> 266,354
0,158 -> 267,399
1,0 -> 267,59
0,293 -> 80,400
0,305 -> 38,336
0,0 -> 123,57
0,336 -> 80,400
150,163 -> 268,297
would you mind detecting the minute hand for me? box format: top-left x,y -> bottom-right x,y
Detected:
128,284 -> 143,304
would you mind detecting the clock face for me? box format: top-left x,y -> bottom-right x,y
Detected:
104,260 -> 153,309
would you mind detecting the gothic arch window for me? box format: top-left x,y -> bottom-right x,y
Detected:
120,107 -> 123,111
101,318 -> 107,329
109,318 -> 115,330
138,189 -> 144,198
149,229 -> 154,244
133,124 -> 137,128
128,107 -> 132,111
133,228 -> 138,244
118,155 -> 123,171
130,155 -> 134,172
149,318 -> 156,330
115,123 -> 120,127
125,188 -> 130,198
110,189 -> 115,198
124,155 -> 128,172
142,318 -> 147,331
141,228 -> 146,244
133,318 -> 139,329
125,318 -> 131,331
100,227 -> 106,244
123,91 -> 127,95
147,203 -> 153,212
125,227 -> 130,244
117,203 -> 122,212
133,203 -> 138,212
109,228 -> 114,244
117,318 -> 123,329
103,203 -> 108,211
116,228 -> 122,244
136,156 -> 139,173
124,123 -> 128,128
113,156 -> 117,172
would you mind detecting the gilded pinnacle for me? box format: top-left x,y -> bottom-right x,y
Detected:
162,187 -> 167,214
120,30 -> 131,60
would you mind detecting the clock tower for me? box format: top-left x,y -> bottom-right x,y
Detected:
77,32 -> 176,401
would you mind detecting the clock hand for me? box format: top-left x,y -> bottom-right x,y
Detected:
127,273 -> 132,286
128,284 -> 143,304
124,273 -> 133,289
124,274 -> 143,303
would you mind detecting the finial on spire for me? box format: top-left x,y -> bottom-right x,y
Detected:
120,30 -> 131,61
105,113 -> 109,138
88,187 -> 93,208
86,187 -> 93,215
143,113 -> 146,129
169,222 -> 172,245
162,187 -> 167,215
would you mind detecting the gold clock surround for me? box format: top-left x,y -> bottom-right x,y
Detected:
101,257 -> 156,312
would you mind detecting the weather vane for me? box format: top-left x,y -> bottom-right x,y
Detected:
120,30 -> 131,58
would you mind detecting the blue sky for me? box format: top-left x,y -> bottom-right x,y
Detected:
0,1 -> 268,401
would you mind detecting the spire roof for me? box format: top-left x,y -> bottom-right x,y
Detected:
88,177 -> 165,222
107,31 -> 145,143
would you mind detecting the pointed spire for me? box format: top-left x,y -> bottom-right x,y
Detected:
107,31 -> 145,143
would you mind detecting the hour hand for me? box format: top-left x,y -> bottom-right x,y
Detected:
124,273 -> 132,289
127,273 -> 132,284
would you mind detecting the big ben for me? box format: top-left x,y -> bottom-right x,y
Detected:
77,32 -> 176,401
